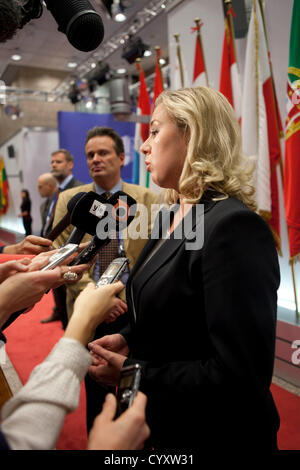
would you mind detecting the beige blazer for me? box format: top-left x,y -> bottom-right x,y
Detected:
52,181 -> 159,315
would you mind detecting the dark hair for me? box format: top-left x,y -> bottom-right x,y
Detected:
51,149 -> 74,162
21,189 -> 31,201
85,126 -> 124,155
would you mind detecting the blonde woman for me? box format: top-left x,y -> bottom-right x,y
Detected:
88,87 -> 280,453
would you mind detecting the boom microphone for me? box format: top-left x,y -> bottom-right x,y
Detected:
0,0 -> 22,43
44,0 -> 104,52
0,0 -> 104,52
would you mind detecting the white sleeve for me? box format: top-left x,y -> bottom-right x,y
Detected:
1,337 -> 92,450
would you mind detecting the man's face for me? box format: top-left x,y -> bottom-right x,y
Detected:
37,179 -> 54,198
85,135 -> 125,189
51,152 -> 73,180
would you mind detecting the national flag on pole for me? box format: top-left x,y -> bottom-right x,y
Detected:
192,18 -> 208,87
0,157 -> 9,215
133,60 -> 151,187
284,0 -> 300,261
153,46 -> 164,107
241,0 -> 281,250
219,2 -> 242,121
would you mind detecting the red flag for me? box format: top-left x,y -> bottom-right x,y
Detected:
153,47 -> 164,107
219,7 -> 241,121
192,19 -> 208,86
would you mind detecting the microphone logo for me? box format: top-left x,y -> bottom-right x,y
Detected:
89,200 -> 107,218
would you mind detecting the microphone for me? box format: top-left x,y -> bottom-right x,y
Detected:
0,0 -> 104,52
69,191 -> 137,266
44,0 -> 104,52
47,191 -> 86,242
0,0 -> 22,43
63,191 -> 108,245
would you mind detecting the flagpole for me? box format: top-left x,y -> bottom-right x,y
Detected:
194,18 -> 209,86
174,33 -> 185,88
258,0 -> 299,317
224,0 -> 239,74
155,46 -> 163,85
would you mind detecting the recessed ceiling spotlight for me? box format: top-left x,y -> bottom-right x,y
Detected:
159,58 -> 166,65
11,53 -> 22,61
116,67 -> 127,74
143,49 -> 152,57
67,61 -> 78,68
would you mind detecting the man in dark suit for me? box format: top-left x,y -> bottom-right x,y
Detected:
40,149 -> 83,327
37,173 -> 57,237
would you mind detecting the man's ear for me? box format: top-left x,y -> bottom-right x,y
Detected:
119,152 -> 125,168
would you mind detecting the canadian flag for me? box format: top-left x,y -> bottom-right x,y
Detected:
219,8 -> 242,121
241,0 -> 281,249
192,20 -> 208,87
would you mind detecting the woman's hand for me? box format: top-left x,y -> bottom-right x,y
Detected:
88,334 -> 129,386
0,267 -> 64,328
0,258 -> 32,283
87,392 -> 150,450
64,282 -> 125,345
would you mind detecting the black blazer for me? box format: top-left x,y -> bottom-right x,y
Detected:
123,195 -> 280,452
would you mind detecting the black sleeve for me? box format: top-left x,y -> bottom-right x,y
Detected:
0,246 -> 5,253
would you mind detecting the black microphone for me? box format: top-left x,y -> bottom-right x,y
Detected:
69,191 -> 137,266
47,191 -> 86,242
0,0 -> 104,52
0,0 -> 22,43
44,0 -> 104,52
63,191 -> 108,245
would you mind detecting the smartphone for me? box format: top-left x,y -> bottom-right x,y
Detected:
115,364 -> 142,417
96,257 -> 129,287
41,243 -> 79,271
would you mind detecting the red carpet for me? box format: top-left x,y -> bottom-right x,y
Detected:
3,290 -> 300,451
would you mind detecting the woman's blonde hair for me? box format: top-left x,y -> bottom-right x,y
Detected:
155,86 -> 257,211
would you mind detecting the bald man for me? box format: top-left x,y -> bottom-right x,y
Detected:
37,173 -> 57,237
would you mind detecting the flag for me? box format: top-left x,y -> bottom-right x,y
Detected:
192,18 -> 208,87
219,3 -> 242,121
284,0 -> 300,261
133,60 -> 151,187
0,157 -> 9,215
241,0 -> 282,251
153,46 -> 164,107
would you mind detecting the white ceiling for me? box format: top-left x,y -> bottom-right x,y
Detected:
0,0 -> 170,91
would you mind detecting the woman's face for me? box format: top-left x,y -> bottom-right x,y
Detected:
140,103 -> 187,191
21,191 -> 26,199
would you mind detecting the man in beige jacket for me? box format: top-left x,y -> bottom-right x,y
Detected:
52,126 -> 158,430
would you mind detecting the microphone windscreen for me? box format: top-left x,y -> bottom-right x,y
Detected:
70,191 -> 107,235
0,0 -> 21,43
44,0 -> 104,52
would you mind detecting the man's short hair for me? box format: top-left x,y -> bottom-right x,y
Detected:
51,149 -> 74,162
85,126 -> 124,155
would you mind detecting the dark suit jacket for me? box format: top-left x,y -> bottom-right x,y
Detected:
122,194 -> 280,452
41,176 -> 83,237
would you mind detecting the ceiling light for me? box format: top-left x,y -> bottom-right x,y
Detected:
67,61 -> 78,68
143,49 -> 152,57
11,53 -> 22,61
110,0 -> 127,22
116,68 -> 127,74
159,58 -> 166,65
